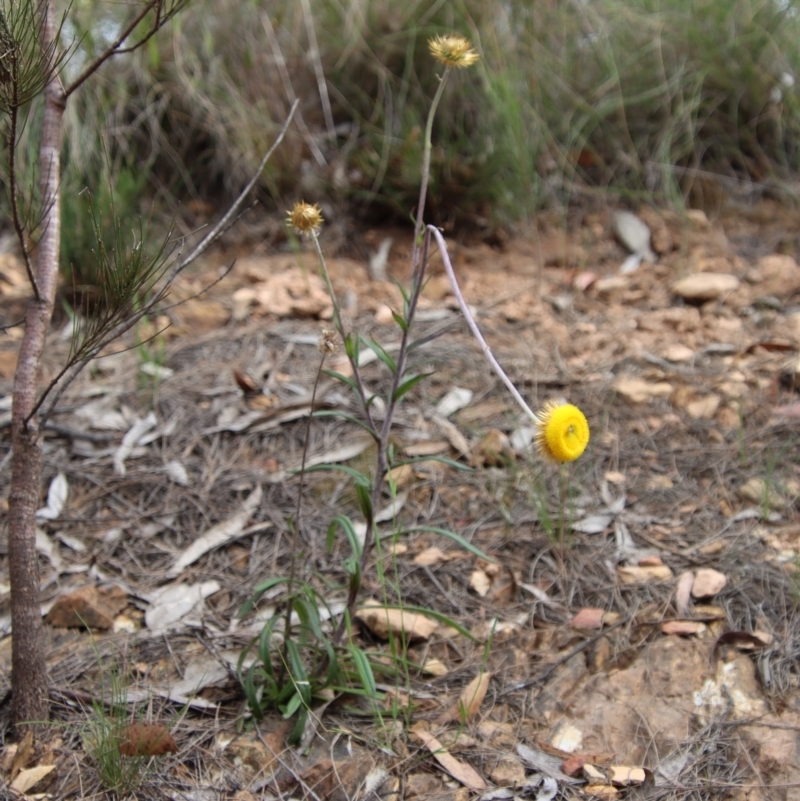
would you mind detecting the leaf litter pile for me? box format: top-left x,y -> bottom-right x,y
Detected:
1,199 -> 799,800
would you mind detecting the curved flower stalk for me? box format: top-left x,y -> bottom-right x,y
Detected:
427,224 -> 590,463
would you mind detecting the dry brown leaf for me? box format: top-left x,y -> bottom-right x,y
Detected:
355,603 -> 437,641
10,764 -> 55,794
421,658 -> 449,677
414,547 -> 448,566
674,571 -> 694,616
691,568 -> 727,598
9,730 -> 35,779
617,565 -> 674,584
469,569 -> 492,597
571,608 -> 604,630
437,672 -> 491,724
661,620 -> 706,636
686,394 -> 721,420
403,441 -> 451,457
582,785 -> 621,799
603,471 -> 626,484
118,723 -> 178,756
410,725 -> 486,791
608,766 -> 646,786
613,376 -> 674,404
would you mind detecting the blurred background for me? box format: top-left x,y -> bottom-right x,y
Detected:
6,0 -> 800,282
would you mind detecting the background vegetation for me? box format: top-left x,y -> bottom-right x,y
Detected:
6,0 -> 800,274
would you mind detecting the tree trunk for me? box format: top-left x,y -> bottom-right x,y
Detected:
8,0 -> 64,731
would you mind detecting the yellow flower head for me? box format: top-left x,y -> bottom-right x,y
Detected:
287,201 -> 324,235
534,400 -> 590,463
428,34 -> 479,68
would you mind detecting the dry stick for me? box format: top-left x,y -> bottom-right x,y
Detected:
428,225 -> 538,421
35,101 -> 299,426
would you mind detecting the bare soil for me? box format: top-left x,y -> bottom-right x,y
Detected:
0,198 -> 799,801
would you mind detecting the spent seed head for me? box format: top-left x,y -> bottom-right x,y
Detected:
287,201 -> 324,235
534,400 -> 590,463
319,329 -> 338,355
428,34 -> 479,69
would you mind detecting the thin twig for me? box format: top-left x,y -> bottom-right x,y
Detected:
64,0 -> 176,98
168,99 -> 299,278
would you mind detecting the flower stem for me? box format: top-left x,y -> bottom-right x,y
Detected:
412,67 -> 451,275
428,225 -> 538,421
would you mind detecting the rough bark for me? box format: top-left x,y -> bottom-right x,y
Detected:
8,0 -> 64,731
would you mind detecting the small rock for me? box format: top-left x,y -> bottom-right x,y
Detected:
663,344 -> 694,363
755,254 -> 800,299
489,755 -> 526,786
673,273 -> 740,301
46,584 -> 128,630
550,721 -> 583,753
691,568 -> 727,598
613,376 -> 674,404
374,304 -> 395,325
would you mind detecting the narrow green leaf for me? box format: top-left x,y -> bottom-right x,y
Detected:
396,525 -> 493,561
392,372 -> 432,402
355,483 -> 373,522
327,514 -> 364,560
364,339 -> 396,373
238,576 -> 290,618
391,310 -> 408,332
303,463 -> 372,488
311,409 -> 379,440
348,645 -> 378,698
322,368 -> 359,393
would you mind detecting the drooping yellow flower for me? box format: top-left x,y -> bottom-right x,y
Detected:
428,34 -> 479,69
286,201 -> 324,235
534,400 -> 590,463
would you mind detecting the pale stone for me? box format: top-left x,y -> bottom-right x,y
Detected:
673,273 -> 740,301
686,394 -> 721,419
663,344 -> 695,363
613,375 -> 674,404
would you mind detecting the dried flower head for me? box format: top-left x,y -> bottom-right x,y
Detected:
319,329 -> 338,355
428,34 -> 479,69
287,201 -> 324,235
534,400 -> 590,463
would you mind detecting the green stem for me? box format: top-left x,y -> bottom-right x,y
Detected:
282,350 -> 327,671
